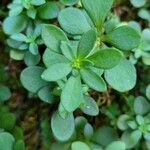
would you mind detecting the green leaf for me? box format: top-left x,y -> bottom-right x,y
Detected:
29,43 -> 38,55
0,86 -> 11,102
134,96 -> 150,115
146,84 -> 150,100
77,28 -> 97,58
60,41 -> 75,60
92,126 -> 118,146
117,114 -> 130,131
105,59 -> 136,92
24,52 -> 41,66
43,48 -> 69,67
71,141 -> 91,150
14,140 -> 25,150
81,0 -> 113,31
105,25 -> 141,51
3,15 -> 28,35
10,50 -> 25,61
130,0 -> 146,8
61,76 -> 84,112
84,123 -> 94,139
20,66 -> 48,93
58,7 -> 91,35
31,0 -> 46,6
51,143 -> 71,150
10,33 -> 27,42
105,141 -> 126,150
41,63 -> 72,81
38,86 -> 54,103
60,0 -> 79,6
80,68 -> 106,92
88,48 -> 123,69
38,2 -> 59,19
81,96 -> 99,116
138,9 -> 150,21
121,130 -> 142,149
42,24 -> 69,52
0,132 -> 15,150
51,111 -> 75,141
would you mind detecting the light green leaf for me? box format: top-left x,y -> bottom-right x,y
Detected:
38,2 -> 59,19
138,9 -> 150,21
61,76 -> 84,112
71,141 -> 91,150
80,68 -> 106,92
81,0 -> 113,31
3,15 -> 28,35
105,141 -> 126,150
58,7 -> 91,35
51,111 -> 75,141
134,96 -> 150,115
105,25 -> 141,51
10,33 -> 27,42
60,0 -> 79,6
146,84 -> 150,100
84,123 -> 94,139
60,41 -> 75,60
92,126 -> 118,146
121,130 -> 142,149
77,28 -> 97,58
130,0 -> 146,8
31,0 -> 46,6
20,66 -> 48,93
105,59 -> 137,92
88,48 -> 123,69
41,63 -> 72,81
0,132 -> 15,150
0,86 -> 11,102
81,96 -> 99,116
29,43 -> 38,55
42,24 -> 69,52
43,48 -> 69,67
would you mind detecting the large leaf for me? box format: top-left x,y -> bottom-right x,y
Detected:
105,25 -> 141,51
105,59 -> 137,92
71,141 -> 91,150
88,48 -> 123,69
41,63 -> 72,81
61,76 -> 84,112
77,28 -> 97,58
3,15 -> 28,35
42,24 -> 69,52
43,48 -> 70,67
81,96 -> 99,116
20,66 -> 48,93
58,7 -> 91,35
51,111 -> 75,141
0,132 -> 15,150
81,0 -> 113,31
80,68 -> 106,92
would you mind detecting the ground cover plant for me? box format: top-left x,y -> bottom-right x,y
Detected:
0,0 -> 150,149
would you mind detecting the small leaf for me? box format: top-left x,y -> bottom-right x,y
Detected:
77,28 -> 97,58
60,0 -> 79,6
0,86 -> 11,102
105,59 -> 137,92
81,0 -> 113,30
60,41 -> 75,60
14,140 -> 25,150
81,96 -> 99,116
41,63 -> 72,81
58,7 -> 91,35
92,126 -> 118,146
3,15 -> 28,35
84,123 -> 94,139
134,96 -> 150,115
43,48 -> 69,67
71,141 -> 91,150
105,141 -> 126,150
20,66 -> 48,93
51,111 -> 75,141
146,84 -> 150,100
61,76 -> 84,112
88,48 -> 123,69
29,43 -> 39,55
38,2 -> 59,19
80,68 -> 106,92
31,0 -> 46,6
130,0 -> 146,8
42,24 -> 69,52
105,25 -> 141,51
10,33 -> 27,42
0,132 -> 15,150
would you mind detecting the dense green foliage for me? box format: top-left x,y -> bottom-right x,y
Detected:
0,0 -> 150,149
